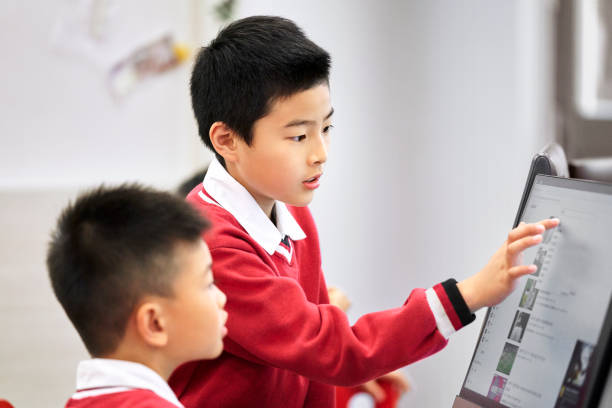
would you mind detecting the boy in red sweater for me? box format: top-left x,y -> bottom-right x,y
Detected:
47,185 -> 228,407
169,16 -> 559,407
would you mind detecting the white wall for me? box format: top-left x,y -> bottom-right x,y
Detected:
0,1 -> 210,406
236,0 -> 556,406
0,0 -> 209,191
0,0 -> 556,407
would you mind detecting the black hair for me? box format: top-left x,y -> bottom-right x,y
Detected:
190,15 -> 331,165
47,184 -> 210,356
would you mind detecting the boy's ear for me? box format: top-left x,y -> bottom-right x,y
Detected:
135,301 -> 168,348
209,122 -> 240,163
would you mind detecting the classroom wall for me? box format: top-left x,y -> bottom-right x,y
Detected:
235,0 -> 556,406
0,0 -> 208,190
0,0 -> 556,407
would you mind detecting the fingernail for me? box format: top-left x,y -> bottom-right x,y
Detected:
528,265 -> 537,273
533,235 -> 542,242
536,225 -> 545,232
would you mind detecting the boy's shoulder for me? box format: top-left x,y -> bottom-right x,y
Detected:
185,185 -> 317,241
185,185 -> 247,228
66,389 -> 178,408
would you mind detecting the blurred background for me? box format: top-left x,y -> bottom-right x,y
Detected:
1,0 -> 611,406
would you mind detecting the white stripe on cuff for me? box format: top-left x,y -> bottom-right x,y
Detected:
425,287 -> 456,340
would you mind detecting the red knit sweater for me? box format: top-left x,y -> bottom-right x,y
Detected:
169,186 -> 474,407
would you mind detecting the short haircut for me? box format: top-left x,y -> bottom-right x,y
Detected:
190,15 -> 331,164
47,184 -> 210,356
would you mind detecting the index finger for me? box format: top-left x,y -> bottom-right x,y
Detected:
507,218 -> 559,243
536,217 -> 560,230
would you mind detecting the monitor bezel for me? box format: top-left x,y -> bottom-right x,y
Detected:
457,174 -> 612,408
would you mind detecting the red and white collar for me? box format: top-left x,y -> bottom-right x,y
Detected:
70,358 -> 183,407
201,158 -> 306,256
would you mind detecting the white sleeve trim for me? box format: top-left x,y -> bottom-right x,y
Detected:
425,288 -> 456,340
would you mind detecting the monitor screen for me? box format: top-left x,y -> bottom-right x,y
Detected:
459,175 -> 612,408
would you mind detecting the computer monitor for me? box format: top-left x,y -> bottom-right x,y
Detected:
454,175 -> 612,408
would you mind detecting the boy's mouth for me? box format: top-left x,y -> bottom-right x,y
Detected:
221,310 -> 228,337
303,174 -> 322,190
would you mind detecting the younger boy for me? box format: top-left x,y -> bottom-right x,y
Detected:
47,184 -> 228,407
169,16 -> 559,407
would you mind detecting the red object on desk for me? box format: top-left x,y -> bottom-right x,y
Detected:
0,400 -> 14,408
335,380 -> 399,408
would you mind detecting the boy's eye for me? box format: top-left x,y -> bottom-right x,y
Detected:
291,135 -> 306,142
323,124 -> 334,134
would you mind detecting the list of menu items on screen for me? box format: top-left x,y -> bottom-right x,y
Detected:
464,178 -> 612,408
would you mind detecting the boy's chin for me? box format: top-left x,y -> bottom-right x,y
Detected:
285,197 -> 314,207
200,342 -> 224,360
282,191 -> 317,207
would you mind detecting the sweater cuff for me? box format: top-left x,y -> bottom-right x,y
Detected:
425,279 -> 476,339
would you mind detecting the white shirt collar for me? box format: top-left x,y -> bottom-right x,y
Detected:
203,157 -> 306,255
73,358 -> 183,407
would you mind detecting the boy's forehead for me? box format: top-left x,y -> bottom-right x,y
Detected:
176,238 -> 212,267
266,84 -> 332,123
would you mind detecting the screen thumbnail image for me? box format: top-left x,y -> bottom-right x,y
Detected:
487,375 -> 508,402
542,215 -> 558,244
496,342 -> 520,375
508,310 -> 531,343
554,340 -> 595,408
519,278 -> 539,310
532,247 -> 547,277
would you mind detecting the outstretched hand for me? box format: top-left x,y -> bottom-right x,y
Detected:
457,218 -> 560,312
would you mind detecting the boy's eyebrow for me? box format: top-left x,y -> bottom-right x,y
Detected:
284,108 -> 334,128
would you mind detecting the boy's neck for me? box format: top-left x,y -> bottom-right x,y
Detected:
225,162 -> 276,219
103,343 -> 176,381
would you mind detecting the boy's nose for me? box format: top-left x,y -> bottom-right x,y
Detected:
309,134 -> 328,165
216,286 -> 227,308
